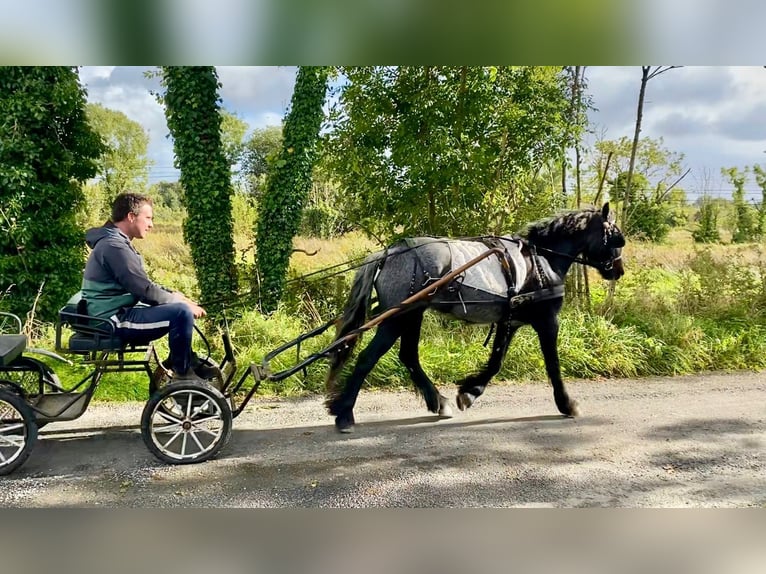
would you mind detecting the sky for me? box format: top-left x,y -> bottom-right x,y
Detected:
79,66 -> 766,201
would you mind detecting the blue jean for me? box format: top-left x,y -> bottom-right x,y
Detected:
112,302 -> 194,374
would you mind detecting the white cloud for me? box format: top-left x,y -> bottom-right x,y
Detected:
79,66 -> 116,83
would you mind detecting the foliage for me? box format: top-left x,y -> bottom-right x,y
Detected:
161,66 -> 238,313
85,102 -> 151,211
0,66 -> 104,321
723,166 -> 757,243
149,180 -> 184,212
594,135 -> 689,242
323,66 -> 574,240
752,164 -> 766,238
692,195 -> 721,243
219,109 -> 249,177
608,172 -> 672,241
255,66 -> 329,312
240,125 -> 283,199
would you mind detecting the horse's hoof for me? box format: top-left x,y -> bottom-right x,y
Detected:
335,413 -> 355,433
456,392 -> 475,411
568,400 -> 580,418
438,395 -> 453,418
558,399 -> 580,418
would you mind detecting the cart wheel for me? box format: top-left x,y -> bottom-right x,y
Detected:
141,380 -> 232,465
0,388 -> 37,476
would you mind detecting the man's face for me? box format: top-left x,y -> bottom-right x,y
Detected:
127,203 -> 154,240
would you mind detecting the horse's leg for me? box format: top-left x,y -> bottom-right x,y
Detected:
327,320 -> 402,433
398,310 -> 452,418
532,313 -> 579,417
456,319 -> 518,411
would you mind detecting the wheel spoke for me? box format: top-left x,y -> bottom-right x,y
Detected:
0,433 -> 25,447
160,429 -> 184,450
189,429 -> 206,451
0,422 -> 25,435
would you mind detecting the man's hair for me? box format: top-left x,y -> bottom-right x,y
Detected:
111,193 -> 153,223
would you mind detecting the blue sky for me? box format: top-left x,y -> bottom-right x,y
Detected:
79,66 -> 766,200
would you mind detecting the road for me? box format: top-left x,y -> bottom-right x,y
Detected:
1,371 -> 764,507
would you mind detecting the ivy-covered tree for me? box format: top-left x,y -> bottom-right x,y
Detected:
692,195 -> 721,243
323,66 -> 574,239
256,66 -> 329,312
162,67 -> 237,312
753,164 -> 766,238
723,167 -> 757,243
0,66 -> 104,321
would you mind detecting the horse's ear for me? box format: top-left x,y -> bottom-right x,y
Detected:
601,202 -> 610,219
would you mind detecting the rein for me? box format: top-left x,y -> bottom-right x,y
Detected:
532,245 -> 622,272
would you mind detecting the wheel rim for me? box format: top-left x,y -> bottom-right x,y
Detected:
0,400 -> 28,467
148,389 -> 225,461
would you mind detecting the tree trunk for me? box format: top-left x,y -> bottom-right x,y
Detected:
623,66 -> 650,228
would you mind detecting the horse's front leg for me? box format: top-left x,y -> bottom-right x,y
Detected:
533,314 -> 579,417
456,319 -> 517,411
398,310 -> 452,418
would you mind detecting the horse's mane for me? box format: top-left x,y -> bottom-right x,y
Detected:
521,208 -> 601,241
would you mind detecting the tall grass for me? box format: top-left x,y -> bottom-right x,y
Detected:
24,220 -> 766,401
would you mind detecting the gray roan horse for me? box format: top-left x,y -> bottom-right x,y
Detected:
325,203 -> 625,432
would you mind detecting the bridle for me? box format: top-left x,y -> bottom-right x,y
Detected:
533,244 -> 622,273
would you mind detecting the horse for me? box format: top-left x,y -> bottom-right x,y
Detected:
325,202 -> 625,432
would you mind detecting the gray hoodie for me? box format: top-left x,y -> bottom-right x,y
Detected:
81,222 -> 176,320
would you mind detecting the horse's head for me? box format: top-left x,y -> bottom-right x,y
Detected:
584,202 -> 625,280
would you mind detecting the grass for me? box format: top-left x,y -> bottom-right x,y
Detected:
16,221 -> 766,402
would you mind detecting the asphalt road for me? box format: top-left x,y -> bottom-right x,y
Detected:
1,371 -> 764,507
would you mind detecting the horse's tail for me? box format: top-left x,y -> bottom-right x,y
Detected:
325,253 -> 381,397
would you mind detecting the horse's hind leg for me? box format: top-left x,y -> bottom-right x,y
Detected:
327,321 -> 402,433
456,319 -> 517,411
398,310 -> 452,419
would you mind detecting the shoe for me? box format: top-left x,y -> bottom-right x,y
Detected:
193,360 -> 222,381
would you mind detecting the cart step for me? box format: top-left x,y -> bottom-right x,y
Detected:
30,392 -> 90,421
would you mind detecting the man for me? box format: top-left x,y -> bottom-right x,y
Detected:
80,192 -> 212,383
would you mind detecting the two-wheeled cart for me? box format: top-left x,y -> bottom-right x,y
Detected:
0,247 -> 509,475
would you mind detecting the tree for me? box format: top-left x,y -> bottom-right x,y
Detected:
622,66 -> 681,225
162,66 -> 237,313
219,109 -> 249,174
256,66 -> 329,311
149,181 -> 184,212
724,166 -> 757,243
85,103 -> 151,209
323,66 -> 574,239
753,164 -> 766,238
240,125 -> 283,199
0,66 -> 104,321
692,195 -> 721,243
586,136 -> 687,240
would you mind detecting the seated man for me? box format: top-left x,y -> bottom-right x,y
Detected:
80,192 -> 213,383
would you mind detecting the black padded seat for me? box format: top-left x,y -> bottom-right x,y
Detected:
0,334 -> 27,366
67,332 -> 126,352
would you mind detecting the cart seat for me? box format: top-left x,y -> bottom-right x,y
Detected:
56,299 -> 127,353
0,334 -> 26,366
56,300 -> 153,353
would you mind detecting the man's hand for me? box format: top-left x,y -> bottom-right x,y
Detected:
188,301 -> 207,319
172,291 -> 207,319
